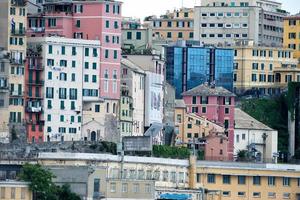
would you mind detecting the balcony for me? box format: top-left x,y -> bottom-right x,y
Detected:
26,106 -> 42,113
10,90 -> 22,97
11,28 -> 26,36
10,0 -> 26,6
29,64 -> 44,71
10,58 -> 24,65
0,85 -> 9,93
29,27 -> 45,33
27,80 -> 44,86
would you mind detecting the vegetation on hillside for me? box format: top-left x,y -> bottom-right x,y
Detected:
153,145 -> 190,159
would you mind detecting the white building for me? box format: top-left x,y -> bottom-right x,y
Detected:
121,58 -> 145,136
194,0 -> 287,47
234,108 -> 278,162
28,37 -> 101,142
125,53 -> 165,144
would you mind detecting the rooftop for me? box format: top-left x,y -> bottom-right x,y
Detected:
182,84 -> 235,97
121,58 -> 145,74
234,108 -> 274,131
175,99 -> 186,108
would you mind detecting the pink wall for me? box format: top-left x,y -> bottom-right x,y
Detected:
205,136 -> 229,161
27,1 -> 122,100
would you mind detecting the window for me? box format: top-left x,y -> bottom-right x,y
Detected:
223,175 -> 231,184
48,18 -> 56,27
268,192 -> 276,198
105,20 -> 110,28
122,183 -> 128,193
84,75 -> 89,82
71,73 -> 76,81
105,49 -> 109,58
253,192 -> 260,198
253,176 -> 261,185
133,183 -> 139,193
283,193 -> 290,199
136,32 -> 141,40
10,187 -> 15,199
114,21 -> 118,29
85,48 -> 89,56
238,192 -> 245,197
207,174 -> 215,183
252,74 -> 257,82
61,46 -> 65,55
167,32 -> 172,38
187,133 -> 192,138
225,107 -> 229,114
283,177 -> 290,186
192,96 -> 197,104
202,107 -> 206,113
48,45 -> 53,54
110,183 -> 116,193
176,114 -> 182,123
48,72 -> 52,80
47,114 -> 51,122
72,47 -> 76,55
106,4 -> 110,13
222,191 -> 230,196
72,61 -> 76,68
178,32 -> 183,38
268,176 -> 276,186
114,50 -> 118,59
93,178 -> 100,193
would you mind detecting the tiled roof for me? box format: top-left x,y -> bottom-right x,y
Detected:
175,99 -> 186,108
234,108 -> 274,131
182,84 -> 235,97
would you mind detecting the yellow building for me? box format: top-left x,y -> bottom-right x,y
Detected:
0,181 -> 32,200
0,0 -> 27,137
233,44 -> 300,95
174,100 -> 224,145
284,14 -> 300,65
144,8 -> 194,41
195,161 -> 300,200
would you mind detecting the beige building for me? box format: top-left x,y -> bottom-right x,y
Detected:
0,0 -> 27,138
174,99 -> 224,146
233,43 -> 300,95
35,152 -> 300,200
0,181 -> 32,200
144,8 -> 194,41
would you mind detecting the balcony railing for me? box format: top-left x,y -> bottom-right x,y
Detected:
26,106 -> 42,113
11,28 -> 26,36
10,58 -> 24,65
11,0 -> 26,6
0,86 -> 9,92
27,80 -> 44,85
10,91 -> 22,96
29,65 -> 44,71
29,27 -> 45,33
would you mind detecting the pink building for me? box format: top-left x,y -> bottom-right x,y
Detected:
182,84 -> 235,159
27,0 -> 122,100
204,132 -> 229,161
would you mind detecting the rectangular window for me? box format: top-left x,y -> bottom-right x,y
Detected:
253,192 -> 260,198
283,177 -> 290,186
105,20 -> 110,28
122,183 -> 128,193
253,176 -> 261,185
85,48 -> 89,56
113,50 -> 118,59
136,32 -> 141,40
48,45 -> 53,54
283,193 -> 290,199
93,178 -> 100,193
207,174 -> 215,183
61,46 -> 65,55
222,191 -> 230,197
268,176 -> 276,186
223,175 -> 231,184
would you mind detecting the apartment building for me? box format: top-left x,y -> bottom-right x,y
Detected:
284,14 -> 300,65
0,0 -> 27,138
26,37 -> 100,142
196,161 -> 300,200
165,41 -> 234,98
0,50 -> 10,143
144,8 -> 194,41
182,84 -> 236,159
194,0 -> 287,47
234,108 -> 278,162
0,181 -> 32,200
233,43 -> 300,95
30,152 -> 300,200
121,58 -> 145,136
119,85 -> 133,137
27,0 -> 122,119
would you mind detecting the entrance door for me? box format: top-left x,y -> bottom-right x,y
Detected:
91,131 -> 96,141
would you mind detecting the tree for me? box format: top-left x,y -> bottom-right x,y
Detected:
19,163 -> 81,200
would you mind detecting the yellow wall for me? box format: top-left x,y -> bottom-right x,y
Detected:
234,46 -> 300,94
284,17 -> 300,61
0,184 -> 32,200
196,167 -> 300,200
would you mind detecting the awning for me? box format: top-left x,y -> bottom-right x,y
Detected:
159,193 -> 192,200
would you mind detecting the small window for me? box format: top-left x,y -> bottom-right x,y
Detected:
222,191 -> 230,197
253,192 -> 260,198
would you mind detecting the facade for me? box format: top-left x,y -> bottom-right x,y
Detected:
234,108 -> 278,162
182,84 -> 236,159
26,37 -> 101,142
0,181 -> 32,200
119,85 -> 133,137
121,58 -> 145,136
194,0 -> 287,47
166,41 -> 234,98
0,50 -> 10,143
0,0 -> 27,138
144,8 -> 194,41
24,152 -> 300,200
27,0 -> 122,118
125,54 -> 165,143
233,43 -> 300,95
284,14 -> 300,66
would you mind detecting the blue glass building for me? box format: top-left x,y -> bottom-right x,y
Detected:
166,43 -> 234,98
